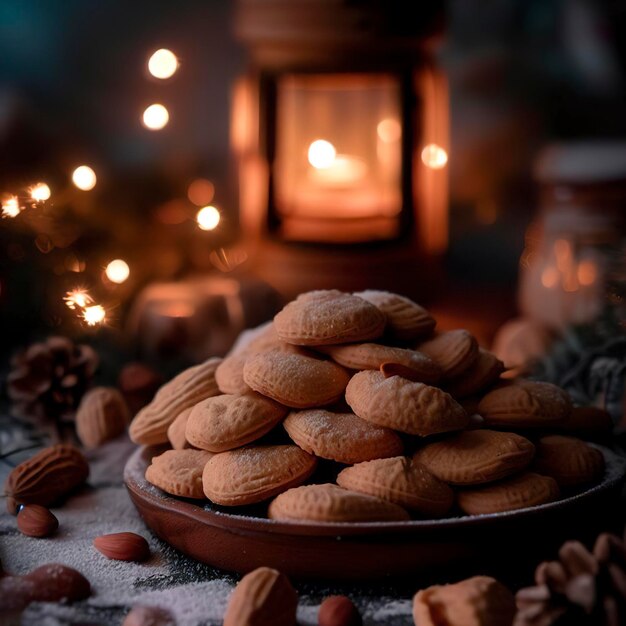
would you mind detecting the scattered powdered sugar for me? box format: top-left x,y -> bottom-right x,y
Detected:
0,436 -> 414,625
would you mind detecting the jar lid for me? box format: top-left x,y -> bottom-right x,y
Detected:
534,142 -> 626,185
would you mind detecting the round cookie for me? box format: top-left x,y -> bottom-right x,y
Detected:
316,343 -> 441,385
202,445 -> 317,506
413,430 -> 535,485
533,435 -> 605,488
337,457 -> 454,517
274,290 -> 386,346
353,290 -> 436,340
186,393 -> 287,453
445,349 -> 504,398
243,351 -> 350,409
478,381 -> 572,428
283,409 -> 403,464
457,472 -> 560,515
417,330 -> 479,379
145,449 -> 213,499
268,483 -> 410,522
345,370 -> 468,436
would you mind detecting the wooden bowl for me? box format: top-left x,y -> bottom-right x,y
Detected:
125,445 -> 626,581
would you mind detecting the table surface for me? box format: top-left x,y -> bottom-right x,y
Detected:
2,421 -> 625,626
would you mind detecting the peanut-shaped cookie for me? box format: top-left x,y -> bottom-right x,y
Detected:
417,330 -> 479,379
243,351 -> 350,409
354,290 -> 436,340
445,349 -> 504,398
337,457 -> 454,517
457,472 -> 560,515
274,290 -> 386,346
202,445 -> 317,506
268,483 -> 410,523
413,430 -> 535,485
283,409 -> 403,464
145,449 -> 213,499
477,381 -> 572,428
186,393 -> 287,453
346,370 -> 468,436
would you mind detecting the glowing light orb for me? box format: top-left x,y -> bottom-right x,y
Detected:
187,178 -> 215,206
377,118 -> 402,143
541,267 -> 559,289
421,144 -> 448,169
196,205 -> 220,231
30,183 -> 51,202
308,140 -> 336,169
105,259 -> 130,284
577,260 -> 597,286
142,104 -> 169,130
148,49 -> 178,79
72,165 -> 97,191
83,304 -> 106,326
64,289 -> 93,310
2,196 -> 20,218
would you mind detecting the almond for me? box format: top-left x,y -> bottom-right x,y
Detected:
319,595 -> 362,626
24,563 -> 91,603
76,386 -> 130,449
17,504 -> 58,537
93,532 -> 151,562
4,444 -> 89,514
223,566 -> 298,626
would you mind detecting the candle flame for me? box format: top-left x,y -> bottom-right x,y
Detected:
30,183 -> 51,202
308,140 -> 336,169
2,196 -> 20,218
421,144 -> 448,169
83,304 -> 106,326
64,289 -> 94,310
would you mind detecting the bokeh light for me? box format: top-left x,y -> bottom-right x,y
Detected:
72,165 -> 97,191
2,196 -> 20,218
196,205 -> 221,231
421,144 -> 448,169
105,259 -> 130,284
308,140 -> 336,169
30,183 -> 51,202
187,178 -> 215,206
377,118 -> 402,143
142,104 -> 169,130
83,304 -> 106,326
64,289 -> 93,310
148,49 -> 179,79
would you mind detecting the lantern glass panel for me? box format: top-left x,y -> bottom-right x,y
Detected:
274,73 -> 402,242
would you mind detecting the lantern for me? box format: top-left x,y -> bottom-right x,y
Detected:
232,0 -> 448,298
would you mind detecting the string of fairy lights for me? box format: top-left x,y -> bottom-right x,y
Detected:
1,47 -> 223,329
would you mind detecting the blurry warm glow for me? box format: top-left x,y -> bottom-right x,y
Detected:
554,239 -> 572,272
30,183 -> 51,202
196,205 -> 220,230
148,49 -> 178,79
187,179 -> 215,206
83,304 -> 106,326
577,260 -> 597,286
308,140 -> 336,169
377,118 -> 401,143
421,144 -> 448,169
2,196 -> 20,218
142,104 -> 169,130
105,259 -> 130,284
72,165 -> 97,191
541,266 -> 559,288
309,155 -> 367,186
64,289 -> 93,310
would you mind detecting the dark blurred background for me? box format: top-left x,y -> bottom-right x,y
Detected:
1,0 -> 625,357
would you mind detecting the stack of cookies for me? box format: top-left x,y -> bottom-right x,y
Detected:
130,289 -> 607,523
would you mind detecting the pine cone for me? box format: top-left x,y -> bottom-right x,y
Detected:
515,531 -> 626,626
6,336 -> 99,441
